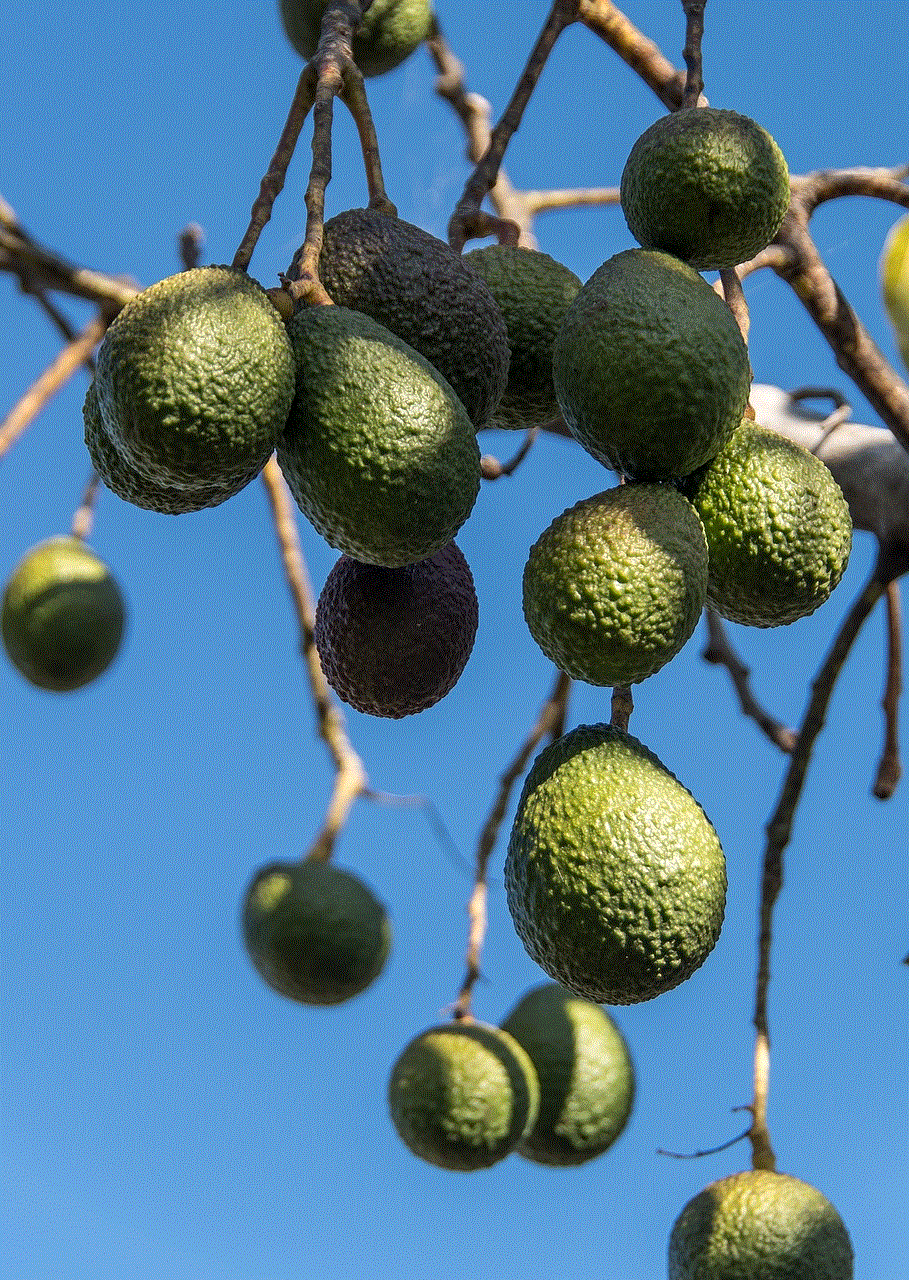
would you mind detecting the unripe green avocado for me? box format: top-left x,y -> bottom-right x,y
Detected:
621,107 -> 790,270
84,266 -> 295,513
506,723 -> 726,1005
278,305 -> 481,567
552,249 -> 751,481
243,859 -> 390,1006
2,536 -> 125,692
280,0 -> 432,77
388,1022 -> 540,1171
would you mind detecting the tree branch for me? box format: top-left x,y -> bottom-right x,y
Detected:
260,457 -> 368,862
749,553 -> 896,1171
0,313 -> 107,458
702,610 -> 796,754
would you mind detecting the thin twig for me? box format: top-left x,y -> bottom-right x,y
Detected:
702,610 -> 796,754
480,428 -> 539,479
749,554 -> 895,1170
0,313 -> 107,458
873,578 -> 903,799
233,66 -> 318,274
260,457 -> 367,861
451,669 -> 571,1020
70,473 -> 101,542
448,0 -> 579,250
680,1 -> 707,109
657,1126 -> 751,1160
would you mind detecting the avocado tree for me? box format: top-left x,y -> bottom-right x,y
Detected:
1,3 -> 906,1277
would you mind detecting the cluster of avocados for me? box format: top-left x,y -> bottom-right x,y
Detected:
1,15 -> 858,1267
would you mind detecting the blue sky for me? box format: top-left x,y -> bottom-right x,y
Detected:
2,3 -> 907,1278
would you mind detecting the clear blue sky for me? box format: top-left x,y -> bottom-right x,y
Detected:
2,3 -> 906,1278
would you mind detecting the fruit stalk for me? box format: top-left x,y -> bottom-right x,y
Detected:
260,457 -> 367,861
679,0 -> 706,109
448,0 -> 577,250
450,668 -> 571,1019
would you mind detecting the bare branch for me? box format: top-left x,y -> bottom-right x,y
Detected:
873,579 -> 903,799
680,0 -> 707,109
702,610 -> 796,754
749,554 -> 895,1171
448,0 -> 580,250
792,164 -> 909,215
0,313 -> 107,458
770,202 -> 909,456
0,195 -> 139,312
577,0 -> 686,110
260,457 -> 368,862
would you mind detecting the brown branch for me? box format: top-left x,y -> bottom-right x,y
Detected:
427,20 -> 538,246
451,668 -> 571,1020
260,457 -> 367,862
718,266 -> 751,345
524,186 -> 621,215
610,685 -> 633,731
873,578 -> 903,799
769,197 -> 909,456
340,66 -> 396,212
702,610 -> 796,754
749,553 -> 895,1171
792,164 -> 909,216
578,0 -> 686,110
0,313 -> 107,458
282,5 -> 377,306
680,1 -> 707,108
448,0 -> 579,251
0,194 -> 139,313
233,65 -> 318,275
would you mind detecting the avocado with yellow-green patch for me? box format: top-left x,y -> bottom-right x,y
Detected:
669,1170 -> 853,1280
388,1022 -> 540,1171
506,723 -> 726,1005
2,536 -> 125,692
